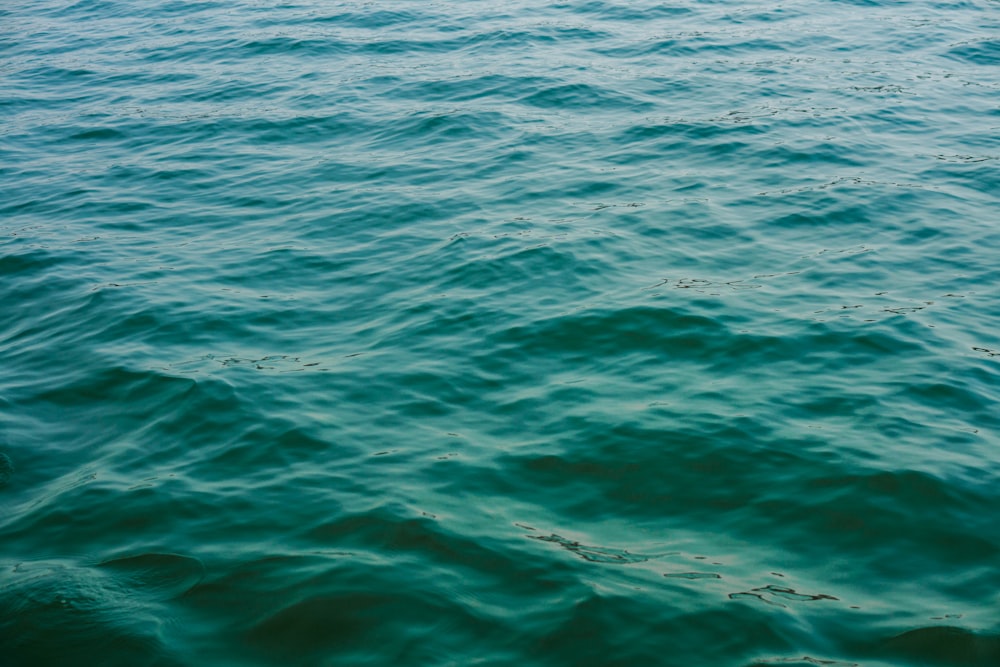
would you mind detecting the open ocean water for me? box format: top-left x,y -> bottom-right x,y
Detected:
2,0 -> 999,665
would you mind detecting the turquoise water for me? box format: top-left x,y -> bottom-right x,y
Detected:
2,0 -> 999,664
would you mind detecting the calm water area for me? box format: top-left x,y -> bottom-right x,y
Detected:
2,0 -> 999,665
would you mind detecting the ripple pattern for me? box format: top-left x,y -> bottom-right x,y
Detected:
2,0 -> 1000,665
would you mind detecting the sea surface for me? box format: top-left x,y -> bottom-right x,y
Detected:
2,0 -> 999,665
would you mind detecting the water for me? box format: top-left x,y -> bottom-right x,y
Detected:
2,0 -> 999,664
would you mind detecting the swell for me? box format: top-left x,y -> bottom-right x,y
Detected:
2,0 -> 1000,666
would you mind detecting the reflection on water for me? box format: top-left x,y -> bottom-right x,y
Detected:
2,0 -> 999,664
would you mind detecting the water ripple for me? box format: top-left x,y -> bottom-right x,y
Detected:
3,0 -> 999,665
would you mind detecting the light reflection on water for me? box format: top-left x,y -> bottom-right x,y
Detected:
2,0 -> 999,665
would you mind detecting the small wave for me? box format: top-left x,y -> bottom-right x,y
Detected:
944,39 -> 1000,66
0,553 -> 201,667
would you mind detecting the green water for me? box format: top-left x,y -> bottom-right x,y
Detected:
2,0 -> 999,665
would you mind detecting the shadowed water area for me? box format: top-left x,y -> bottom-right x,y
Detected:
2,0 -> 999,665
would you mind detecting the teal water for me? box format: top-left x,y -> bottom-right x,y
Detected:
2,0 -> 999,664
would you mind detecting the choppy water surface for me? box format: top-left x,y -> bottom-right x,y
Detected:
2,0 -> 1000,664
